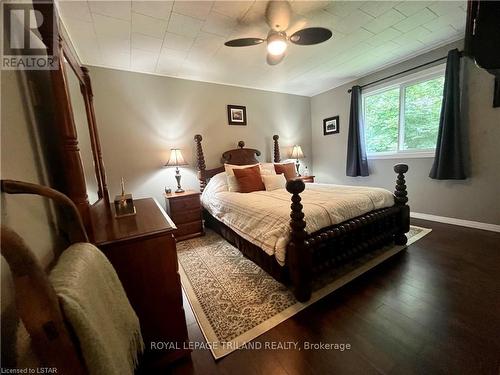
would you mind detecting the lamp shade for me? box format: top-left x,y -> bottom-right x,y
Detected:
165,148 -> 188,167
290,145 -> 304,159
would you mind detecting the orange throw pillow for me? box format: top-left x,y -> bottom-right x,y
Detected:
274,163 -> 297,181
233,165 -> 265,193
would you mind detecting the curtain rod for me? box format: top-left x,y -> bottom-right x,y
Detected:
347,50 -> 464,93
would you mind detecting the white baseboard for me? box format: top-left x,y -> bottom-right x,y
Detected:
410,212 -> 500,233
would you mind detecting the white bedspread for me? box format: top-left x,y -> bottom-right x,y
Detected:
201,175 -> 394,266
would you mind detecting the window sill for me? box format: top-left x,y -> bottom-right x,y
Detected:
367,152 -> 435,160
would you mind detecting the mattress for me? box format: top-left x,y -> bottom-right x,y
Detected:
201,173 -> 394,266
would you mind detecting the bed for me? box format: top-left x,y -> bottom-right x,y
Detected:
194,134 -> 410,302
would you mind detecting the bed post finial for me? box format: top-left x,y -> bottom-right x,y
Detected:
286,178 -> 311,302
393,164 -> 410,245
273,135 -> 280,163
394,164 -> 409,205
194,134 -> 207,192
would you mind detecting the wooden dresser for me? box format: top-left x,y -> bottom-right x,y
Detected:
164,191 -> 204,241
90,198 -> 190,370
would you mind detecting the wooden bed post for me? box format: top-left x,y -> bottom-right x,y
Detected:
194,134 -> 207,192
273,135 -> 280,162
393,164 -> 410,245
286,178 -> 312,302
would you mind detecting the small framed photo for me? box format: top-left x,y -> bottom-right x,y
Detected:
227,105 -> 247,126
323,116 -> 339,135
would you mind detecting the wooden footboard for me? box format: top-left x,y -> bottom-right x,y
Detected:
286,164 -> 410,302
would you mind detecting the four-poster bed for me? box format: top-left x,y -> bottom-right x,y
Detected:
194,134 -> 410,302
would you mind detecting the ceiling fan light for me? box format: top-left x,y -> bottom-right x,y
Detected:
267,40 -> 287,55
267,32 -> 287,56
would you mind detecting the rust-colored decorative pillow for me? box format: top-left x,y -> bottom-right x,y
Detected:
274,163 -> 297,181
232,165 -> 265,193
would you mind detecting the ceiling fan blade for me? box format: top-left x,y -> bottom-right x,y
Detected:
289,27 -> 332,45
266,52 -> 285,65
285,14 -> 308,37
265,0 -> 292,31
224,38 -> 265,47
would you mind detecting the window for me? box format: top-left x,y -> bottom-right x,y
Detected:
362,66 -> 445,158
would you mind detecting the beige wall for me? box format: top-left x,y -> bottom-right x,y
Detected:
1,69 -> 62,310
311,40 -> 500,225
89,67 -> 312,204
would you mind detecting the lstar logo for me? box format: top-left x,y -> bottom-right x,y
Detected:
2,1 -> 58,70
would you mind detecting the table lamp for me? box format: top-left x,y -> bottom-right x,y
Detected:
165,148 -> 188,193
290,145 -> 304,176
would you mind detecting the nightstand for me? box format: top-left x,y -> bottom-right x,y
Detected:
164,191 -> 204,241
296,175 -> 315,183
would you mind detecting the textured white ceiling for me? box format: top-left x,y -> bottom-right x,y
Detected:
57,0 -> 466,96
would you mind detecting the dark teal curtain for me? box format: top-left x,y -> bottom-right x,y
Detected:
346,85 -> 369,177
429,49 -> 466,179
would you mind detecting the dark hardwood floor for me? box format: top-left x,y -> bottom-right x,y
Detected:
169,219 -> 500,375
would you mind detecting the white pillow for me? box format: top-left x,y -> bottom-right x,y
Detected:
260,163 -> 277,176
224,163 -> 259,176
262,174 -> 287,191
225,175 -> 239,192
224,163 -> 276,192
224,164 -> 257,192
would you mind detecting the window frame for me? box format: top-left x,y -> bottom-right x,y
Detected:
362,64 -> 446,159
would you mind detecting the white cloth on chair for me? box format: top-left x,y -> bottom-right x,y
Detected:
50,242 -> 144,375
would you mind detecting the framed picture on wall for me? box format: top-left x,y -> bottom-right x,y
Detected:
323,116 -> 339,135
227,105 -> 247,125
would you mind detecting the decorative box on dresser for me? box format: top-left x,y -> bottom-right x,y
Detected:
164,191 -> 204,241
296,175 -> 315,183
90,198 -> 190,370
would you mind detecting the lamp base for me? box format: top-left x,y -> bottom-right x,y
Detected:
295,160 -> 301,177
174,168 -> 184,193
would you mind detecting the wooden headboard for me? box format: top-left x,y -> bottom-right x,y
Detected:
194,134 -> 281,192
222,140 -> 261,165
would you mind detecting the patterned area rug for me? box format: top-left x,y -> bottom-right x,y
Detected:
177,226 -> 431,359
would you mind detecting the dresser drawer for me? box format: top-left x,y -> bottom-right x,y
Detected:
94,198 -> 189,368
170,197 -> 200,213
173,208 -> 202,225
175,221 -> 203,238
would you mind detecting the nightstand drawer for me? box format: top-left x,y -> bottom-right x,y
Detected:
164,191 -> 204,241
175,221 -> 203,238
170,197 -> 200,213
295,175 -> 315,183
173,208 -> 202,225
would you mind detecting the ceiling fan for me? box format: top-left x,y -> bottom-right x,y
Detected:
224,0 -> 333,65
